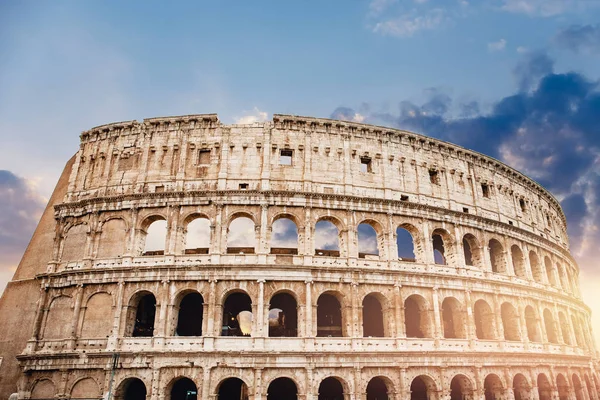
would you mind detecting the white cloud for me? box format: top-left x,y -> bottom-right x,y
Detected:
488,38 -> 507,52
373,9 -> 445,37
227,217 -> 257,248
516,46 -> 528,53
499,0 -> 597,17
369,0 -> 398,15
234,107 -> 269,124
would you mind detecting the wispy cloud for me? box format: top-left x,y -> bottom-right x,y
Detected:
488,38 -> 507,52
555,24 -> 600,55
373,8 -> 445,37
234,107 -> 269,124
498,0 -> 599,17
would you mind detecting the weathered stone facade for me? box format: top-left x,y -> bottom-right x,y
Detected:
1,114 -> 599,400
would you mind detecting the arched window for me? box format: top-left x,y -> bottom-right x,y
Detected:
573,374 -> 584,400
116,378 -> 146,400
450,375 -> 473,400
513,374 -> 531,400
545,257 -> 557,287
184,217 -> 210,254
543,308 -> 558,344
42,296 -> 72,339
366,377 -> 389,400
537,374 -> 552,400
270,217 -> 299,255
31,379 -> 56,400
462,234 -> 482,267
525,306 -> 541,342
71,378 -> 101,400
489,239 -> 506,273
484,374 -> 504,400
404,295 -> 432,338
318,377 -> 344,400
81,292 -> 113,338
363,294 -> 385,337
143,218 -> 167,255
267,378 -> 297,400
97,219 -> 127,258
558,311 -> 571,345
170,377 -> 197,400
397,226 -> 416,262
61,223 -> 88,262
217,378 -> 248,400
474,300 -> 496,340
556,374 -> 570,400
222,292 -> 252,336
511,245 -> 526,278
175,292 -> 204,336
572,315 -> 584,347
317,293 -> 343,337
358,222 -> 380,258
557,264 -> 568,291
529,251 -> 543,283
584,376 -> 594,400
315,219 -> 340,257
269,292 -> 298,337
410,376 -> 437,400
127,292 -> 156,337
442,297 -> 466,339
501,303 -> 520,341
227,216 -> 256,254
432,230 -> 448,265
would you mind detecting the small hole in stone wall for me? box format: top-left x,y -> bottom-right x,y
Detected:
519,198 -> 526,212
360,157 -> 372,173
239,183 -> 248,190
198,149 -> 211,165
429,169 -> 440,185
481,183 -> 490,198
463,207 -> 469,213
509,221 -> 513,226
401,195 -> 409,201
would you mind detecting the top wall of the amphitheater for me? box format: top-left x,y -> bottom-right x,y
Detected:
71,113 -> 568,248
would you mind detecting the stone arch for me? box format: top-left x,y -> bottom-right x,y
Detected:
114,377 -> 147,400
267,377 -> 298,400
140,215 -> 167,255
61,223 -> 88,262
70,377 -> 101,400
269,291 -> 298,337
183,214 -> 211,255
317,291 -> 345,337
501,302 -> 520,341
463,233 -> 484,268
366,376 -> 391,400
270,214 -> 299,255
362,293 -> 386,338
97,218 -> 127,258
227,213 -> 257,254
543,308 -> 558,344
404,294 -> 433,338
81,292 -> 113,338
42,295 -> 72,340
524,305 -> 541,342
125,290 -> 156,337
315,216 -> 345,257
221,290 -> 253,337
512,373 -> 531,400
357,218 -> 386,258
432,228 -> 454,265
488,238 -> 506,273
573,374 -> 585,400
544,256 -> 557,287
450,374 -> 474,400
511,245 -> 526,278
167,376 -> 198,400
584,375 -> 595,400
318,377 -> 347,400
441,297 -> 466,339
537,373 -> 552,400
215,377 -> 249,400
484,374 -> 504,400
474,299 -> 496,340
31,378 -> 56,400
397,224 -> 418,262
558,311 -> 571,345
174,290 -> 204,336
571,314 -> 584,347
556,374 -> 570,400
529,251 -> 543,283
410,375 -> 438,400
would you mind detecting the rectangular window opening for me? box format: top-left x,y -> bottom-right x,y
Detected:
481,183 -> 490,198
519,198 -> 526,212
360,157 -> 372,173
239,183 -> 249,190
401,195 -> 409,201
279,149 -> 293,165
198,149 -> 211,165
429,169 -> 440,185
463,207 -> 469,213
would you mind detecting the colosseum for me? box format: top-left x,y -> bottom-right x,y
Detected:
0,113 -> 598,400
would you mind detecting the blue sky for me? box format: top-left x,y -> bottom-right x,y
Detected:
1,0 -> 600,342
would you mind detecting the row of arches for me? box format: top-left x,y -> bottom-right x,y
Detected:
43,285 -> 591,350
31,371 -> 600,400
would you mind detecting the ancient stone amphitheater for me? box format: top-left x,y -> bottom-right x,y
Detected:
0,114 -> 599,400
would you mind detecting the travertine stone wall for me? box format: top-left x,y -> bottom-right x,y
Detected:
3,115 -> 599,400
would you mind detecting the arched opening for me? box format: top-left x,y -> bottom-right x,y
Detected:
397,226 -> 416,262
42,296 -> 72,339
525,306 -> 541,342
217,378 -> 248,400
267,377 -> 298,400
545,257 -> 557,287
127,292 -> 156,337
317,293 -> 343,337
537,374 -> 552,400
71,378 -> 101,400
489,239 -> 505,273
184,217 -> 210,254
143,218 -> 167,256
529,251 -> 543,283
269,292 -> 298,337
31,379 -> 56,400
543,308 -> 558,344
511,245 -> 526,278
270,217 -> 299,255
404,295 -> 431,338
450,375 -> 473,400
227,216 -> 256,254
584,376 -> 594,400
315,219 -> 341,257
462,234 -> 482,267
556,374 -> 570,400
501,302 -> 520,341
170,377 -> 197,400
572,315 -> 584,347
221,292 -> 252,337
61,224 -> 88,262
513,374 -> 531,400
432,230 -> 448,265
484,374 -> 504,400
363,294 -> 385,337
410,376 -> 436,400
474,299 -> 496,340
81,292 -> 113,338
573,374 -> 584,400
594,375 -> 600,399
318,377 -> 344,400
358,222 -> 379,258
442,297 -> 466,339
559,312 -> 571,345
116,378 -> 146,400
175,292 -> 204,336
97,219 -> 127,258
366,377 -> 389,400
557,264 -> 568,290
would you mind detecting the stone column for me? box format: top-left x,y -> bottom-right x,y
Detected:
69,284 -> 85,347
258,204 -> 269,255
388,213 -> 398,262
201,367 -> 212,400
257,280 -> 266,337
156,280 -> 170,337
538,301 -> 548,344
26,284 -> 49,353
254,367 -> 264,400
494,294 -> 505,340
432,287 -> 442,339
465,290 -> 475,340
351,282 -> 360,338
150,367 -> 160,400
207,279 -> 217,336
108,281 -> 125,349
394,283 -> 404,338
422,223 -> 434,265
